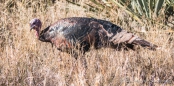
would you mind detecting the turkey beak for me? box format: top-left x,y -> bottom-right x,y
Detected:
30,28 -> 32,31
30,25 -> 35,31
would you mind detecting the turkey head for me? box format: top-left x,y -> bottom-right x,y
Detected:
30,18 -> 42,38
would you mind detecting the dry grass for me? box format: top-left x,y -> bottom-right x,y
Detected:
0,0 -> 174,86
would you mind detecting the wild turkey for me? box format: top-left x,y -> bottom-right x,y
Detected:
30,17 -> 157,56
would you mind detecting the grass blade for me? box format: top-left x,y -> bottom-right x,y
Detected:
141,0 -> 150,18
154,0 -> 164,16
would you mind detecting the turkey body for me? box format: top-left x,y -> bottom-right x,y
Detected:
38,17 -> 156,54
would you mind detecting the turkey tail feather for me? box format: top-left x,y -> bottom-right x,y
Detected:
132,38 -> 157,50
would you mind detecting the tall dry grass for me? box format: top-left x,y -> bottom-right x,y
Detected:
0,0 -> 174,86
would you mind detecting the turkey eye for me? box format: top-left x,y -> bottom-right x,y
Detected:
49,29 -> 54,32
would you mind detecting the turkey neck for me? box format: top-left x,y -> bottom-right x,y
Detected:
36,27 -> 41,38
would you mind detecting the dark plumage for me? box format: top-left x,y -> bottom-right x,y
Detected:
30,17 -> 157,56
